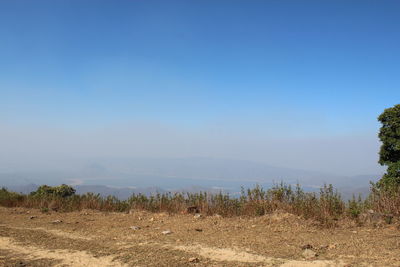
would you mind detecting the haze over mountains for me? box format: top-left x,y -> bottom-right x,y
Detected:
1,157 -> 381,199
1,1 -> 398,205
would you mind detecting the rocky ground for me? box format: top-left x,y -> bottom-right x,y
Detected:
0,207 -> 399,266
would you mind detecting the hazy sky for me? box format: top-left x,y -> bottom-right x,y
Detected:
1,1 -> 399,176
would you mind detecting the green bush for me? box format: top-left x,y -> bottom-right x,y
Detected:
31,184 -> 76,198
347,194 -> 363,219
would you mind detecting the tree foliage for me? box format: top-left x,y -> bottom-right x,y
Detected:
31,184 -> 76,198
378,104 -> 400,187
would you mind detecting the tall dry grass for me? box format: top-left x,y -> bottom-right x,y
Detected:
1,182 -> 399,227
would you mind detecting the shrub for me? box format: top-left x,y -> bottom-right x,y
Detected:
0,187 -> 25,207
347,194 -> 363,219
31,184 -> 76,198
367,182 -> 400,216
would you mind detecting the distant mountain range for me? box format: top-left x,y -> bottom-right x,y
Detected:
4,183 -> 230,200
0,157 -> 382,199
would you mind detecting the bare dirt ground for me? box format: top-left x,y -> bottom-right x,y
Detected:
0,207 -> 399,266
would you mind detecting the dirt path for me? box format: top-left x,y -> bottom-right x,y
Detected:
167,244 -> 345,266
0,236 -> 126,267
0,207 -> 398,266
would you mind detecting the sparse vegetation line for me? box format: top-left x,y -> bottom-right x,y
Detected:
1,182 -> 399,227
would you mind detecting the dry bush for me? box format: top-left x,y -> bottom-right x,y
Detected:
367,183 -> 400,219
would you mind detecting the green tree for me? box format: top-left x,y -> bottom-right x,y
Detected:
378,104 -> 400,187
31,184 -> 76,198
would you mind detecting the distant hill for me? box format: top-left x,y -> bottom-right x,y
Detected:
0,157 -> 381,199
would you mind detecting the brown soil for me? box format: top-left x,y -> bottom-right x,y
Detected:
0,207 -> 399,266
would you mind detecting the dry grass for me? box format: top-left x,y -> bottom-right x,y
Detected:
1,182 -> 399,227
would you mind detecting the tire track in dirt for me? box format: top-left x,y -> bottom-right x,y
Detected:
0,236 -> 127,267
165,244 -> 346,267
0,224 -> 92,241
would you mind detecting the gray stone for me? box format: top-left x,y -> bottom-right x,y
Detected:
162,230 -> 172,235
193,213 -> 202,219
302,249 -> 317,260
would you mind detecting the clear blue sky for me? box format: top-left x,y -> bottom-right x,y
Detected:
0,1 -> 399,175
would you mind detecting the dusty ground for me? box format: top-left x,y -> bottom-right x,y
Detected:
0,207 -> 399,266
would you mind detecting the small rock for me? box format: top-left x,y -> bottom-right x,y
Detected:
130,226 -> 141,230
193,213 -> 202,219
29,216 -> 36,220
351,230 -> 357,234
194,228 -> 203,232
328,244 -> 337,250
188,257 -> 200,263
52,220 -> 62,224
149,217 -> 154,222
302,249 -> 317,260
251,224 -> 256,228
162,230 -> 172,235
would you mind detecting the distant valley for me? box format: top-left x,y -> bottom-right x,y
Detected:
0,157 -> 381,200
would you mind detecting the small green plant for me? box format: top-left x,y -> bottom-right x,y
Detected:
41,207 -> 49,213
347,194 -> 363,219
